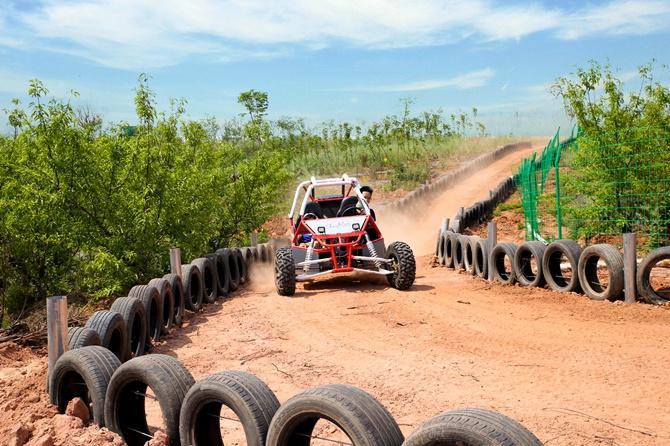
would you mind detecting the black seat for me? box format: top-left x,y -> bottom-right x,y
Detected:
336,196 -> 360,217
303,202 -> 324,219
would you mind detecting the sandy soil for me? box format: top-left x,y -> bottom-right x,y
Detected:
2,141 -> 669,446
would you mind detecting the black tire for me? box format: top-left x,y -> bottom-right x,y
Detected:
148,278 -> 175,334
386,241 -> 416,291
162,273 -> 185,327
491,242 -> 518,285
436,231 -> 447,265
241,247 -> 255,268
637,246 -> 670,304
85,310 -> 128,362
250,246 -> 260,263
221,248 -> 241,292
464,236 -> 480,276
210,252 -> 230,297
267,384 -> 404,446
453,235 -> 466,271
234,248 -> 248,285
179,371 -> 281,446
444,232 -> 457,268
578,244 -> 624,301
192,257 -> 218,303
49,346 -> 121,427
182,263 -> 204,311
402,408 -> 543,446
542,240 -> 583,293
514,241 -> 547,288
67,327 -> 101,350
104,354 -> 195,446
259,244 -> 269,263
110,297 -> 147,360
474,238 -> 488,279
128,284 -> 163,342
275,247 -> 296,296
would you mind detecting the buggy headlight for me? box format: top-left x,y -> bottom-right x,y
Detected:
352,223 -> 360,231
317,226 -> 326,234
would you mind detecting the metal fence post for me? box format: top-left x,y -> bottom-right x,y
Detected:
623,233 -> 637,304
487,222 -> 497,281
170,248 -> 182,277
47,295 -> 68,382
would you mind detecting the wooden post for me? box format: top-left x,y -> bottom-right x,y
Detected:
250,231 -> 258,247
623,233 -> 637,304
170,248 -> 182,277
487,221 -> 497,281
440,218 -> 450,234
47,296 -> 68,382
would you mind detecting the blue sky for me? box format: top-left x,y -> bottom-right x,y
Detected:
1,0 -> 669,135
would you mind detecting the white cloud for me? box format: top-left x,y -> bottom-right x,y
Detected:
1,0 -> 669,69
339,68 -> 495,92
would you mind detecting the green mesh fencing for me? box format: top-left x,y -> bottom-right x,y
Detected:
516,125 -> 670,250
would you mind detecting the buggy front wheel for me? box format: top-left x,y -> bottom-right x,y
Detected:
275,247 -> 296,296
386,241 -> 416,290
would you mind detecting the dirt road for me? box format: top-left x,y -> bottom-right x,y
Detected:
2,143 -> 669,446
151,143 -> 669,446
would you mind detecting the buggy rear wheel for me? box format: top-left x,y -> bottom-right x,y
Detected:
275,248 -> 296,296
386,241 -> 416,290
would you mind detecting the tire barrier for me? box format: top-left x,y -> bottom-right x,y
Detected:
182,263 -> 204,312
636,246 -> 670,304
266,384 -> 405,446
129,284 -> 163,343
234,248 -> 248,285
578,244 -> 624,301
221,248 -> 241,292
473,237 -> 488,279
449,175 -> 516,233
49,346 -> 121,427
210,251 -> 231,297
444,232 -> 457,268
105,354 -> 195,446
67,326 -> 101,350
464,236 -> 480,276
436,230 -> 447,265
85,310 -> 128,362
191,257 -> 218,304
179,371 -> 281,446
542,240 -> 582,293
162,273 -> 185,327
491,243 -> 518,285
54,351 -> 542,446
110,297 -> 147,360
514,241 -> 547,288
148,278 -> 175,334
453,235 -> 466,270
402,408 -> 543,446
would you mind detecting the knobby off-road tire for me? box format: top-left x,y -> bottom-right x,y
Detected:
514,241 -> 547,288
210,252 -> 230,297
162,273 -> 185,327
128,284 -> 163,343
542,240 -> 583,293
402,408 -> 543,446
578,244 -> 624,301
275,247 -> 296,296
492,243 -> 518,285
110,297 -> 147,360
148,278 -> 175,333
637,246 -> 670,304
104,354 -> 195,446
267,384 -> 404,446
85,310 -> 128,363
386,241 -> 416,291
192,257 -> 218,303
182,263 -> 204,312
67,327 -> 101,350
474,237 -> 489,279
49,346 -> 121,427
180,371 -> 281,446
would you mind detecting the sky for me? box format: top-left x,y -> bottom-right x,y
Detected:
0,0 -> 669,135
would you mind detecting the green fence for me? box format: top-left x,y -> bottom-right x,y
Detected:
516,126 -> 670,249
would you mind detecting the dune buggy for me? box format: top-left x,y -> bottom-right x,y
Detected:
274,175 -> 416,296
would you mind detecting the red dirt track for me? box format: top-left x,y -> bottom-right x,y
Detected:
2,142 -> 669,445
